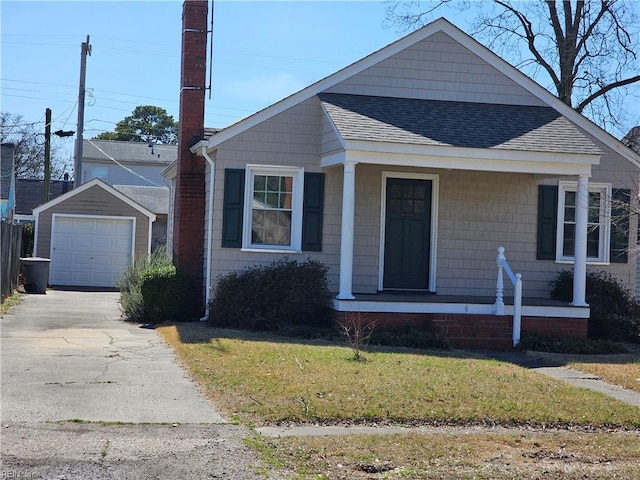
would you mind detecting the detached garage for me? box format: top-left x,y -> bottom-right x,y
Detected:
33,179 -> 156,288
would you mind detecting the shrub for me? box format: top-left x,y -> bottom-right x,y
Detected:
116,247 -> 173,322
209,258 -> 330,331
140,265 -> 191,323
550,270 -> 640,342
518,333 -> 628,355
337,312 -> 377,361
21,223 -> 34,257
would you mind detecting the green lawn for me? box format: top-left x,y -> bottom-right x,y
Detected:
158,323 -> 639,429
158,323 -> 640,479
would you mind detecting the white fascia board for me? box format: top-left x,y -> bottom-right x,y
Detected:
320,151 -> 347,168
161,160 -> 177,179
341,143 -> 599,176
190,140 -> 208,154
32,178 -> 156,221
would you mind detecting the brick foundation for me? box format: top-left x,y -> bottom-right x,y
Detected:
332,311 -> 588,350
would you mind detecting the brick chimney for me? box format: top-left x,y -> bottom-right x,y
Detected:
173,0 -> 208,316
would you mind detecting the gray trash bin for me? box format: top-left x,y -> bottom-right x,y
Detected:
20,257 -> 51,294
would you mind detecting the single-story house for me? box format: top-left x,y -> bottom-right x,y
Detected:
15,176 -> 73,224
32,178 -> 155,288
173,12 -> 640,348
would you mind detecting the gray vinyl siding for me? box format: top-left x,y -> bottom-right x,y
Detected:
35,184 -> 151,260
321,114 -> 343,156
325,31 -> 546,107
82,161 -> 168,187
208,99 -> 342,290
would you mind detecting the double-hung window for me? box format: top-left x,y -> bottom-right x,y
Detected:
243,165 -> 304,251
556,181 -> 611,263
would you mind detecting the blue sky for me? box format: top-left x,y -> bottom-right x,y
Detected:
2,1 -> 445,164
1,1 -> 638,169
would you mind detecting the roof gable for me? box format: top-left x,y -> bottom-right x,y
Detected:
200,17 -> 640,168
32,177 -> 156,220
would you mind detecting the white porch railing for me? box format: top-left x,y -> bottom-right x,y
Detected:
494,246 -> 522,348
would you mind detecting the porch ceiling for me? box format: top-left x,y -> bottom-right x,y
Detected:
320,94 -> 602,175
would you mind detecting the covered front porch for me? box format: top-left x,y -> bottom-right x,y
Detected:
318,95 -> 603,349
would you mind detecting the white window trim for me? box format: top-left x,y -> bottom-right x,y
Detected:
241,164 -> 304,252
556,181 -> 611,265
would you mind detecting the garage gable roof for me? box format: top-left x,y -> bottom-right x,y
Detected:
32,178 -> 156,220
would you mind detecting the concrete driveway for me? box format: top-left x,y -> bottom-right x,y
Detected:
1,289 -> 223,423
1,290 -> 282,479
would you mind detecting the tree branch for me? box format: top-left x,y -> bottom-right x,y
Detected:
495,0 -> 561,89
576,74 -> 640,113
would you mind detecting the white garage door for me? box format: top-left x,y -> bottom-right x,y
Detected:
50,215 -> 134,287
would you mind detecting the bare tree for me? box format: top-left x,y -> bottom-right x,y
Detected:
0,112 -> 71,179
385,1 -> 640,135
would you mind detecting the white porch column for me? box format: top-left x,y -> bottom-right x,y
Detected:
337,160 -> 357,300
572,174 -> 589,307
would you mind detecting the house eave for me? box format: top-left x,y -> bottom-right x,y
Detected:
321,142 -> 600,176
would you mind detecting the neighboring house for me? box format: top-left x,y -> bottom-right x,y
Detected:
32,178 -> 155,288
174,15 -> 640,348
82,139 -> 176,251
15,176 -> 73,223
1,143 -> 17,222
82,139 -> 175,187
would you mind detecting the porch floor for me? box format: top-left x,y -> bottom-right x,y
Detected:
347,292 -> 571,308
330,292 -> 589,318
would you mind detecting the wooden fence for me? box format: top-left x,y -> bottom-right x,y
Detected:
1,222 -> 23,303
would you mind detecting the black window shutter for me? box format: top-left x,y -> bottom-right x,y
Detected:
302,172 -> 324,252
610,188 -> 630,263
221,169 -> 245,248
537,185 -> 558,260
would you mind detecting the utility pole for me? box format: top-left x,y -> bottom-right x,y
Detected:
73,35 -> 91,188
44,108 -> 51,202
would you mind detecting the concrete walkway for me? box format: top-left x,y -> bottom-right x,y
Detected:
477,349 -> 640,408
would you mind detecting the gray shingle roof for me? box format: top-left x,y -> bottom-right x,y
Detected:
113,185 -> 169,215
15,179 -> 73,215
83,139 -> 177,164
319,94 -> 601,155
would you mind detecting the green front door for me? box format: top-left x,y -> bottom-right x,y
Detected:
383,178 -> 431,290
